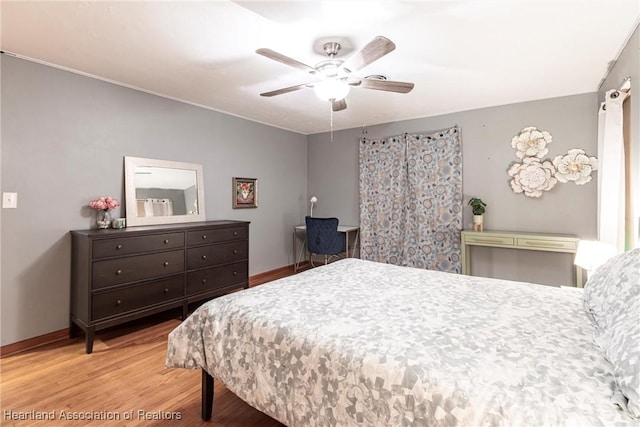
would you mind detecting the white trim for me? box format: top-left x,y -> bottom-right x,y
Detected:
0,50 -> 307,136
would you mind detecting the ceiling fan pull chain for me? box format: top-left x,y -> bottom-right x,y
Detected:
330,103 -> 334,142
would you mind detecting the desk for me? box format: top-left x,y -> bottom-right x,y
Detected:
461,230 -> 583,287
293,225 -> 360,272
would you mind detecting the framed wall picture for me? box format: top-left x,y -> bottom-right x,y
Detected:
233,177 -> 258,209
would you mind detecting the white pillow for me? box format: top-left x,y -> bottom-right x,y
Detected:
583,248 -> 640,418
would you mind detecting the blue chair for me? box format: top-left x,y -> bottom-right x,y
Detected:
305,216 -> 346,267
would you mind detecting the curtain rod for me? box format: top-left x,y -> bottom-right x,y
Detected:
618,76 -> 631,91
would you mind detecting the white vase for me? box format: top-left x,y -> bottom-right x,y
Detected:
472,214 -> 484,231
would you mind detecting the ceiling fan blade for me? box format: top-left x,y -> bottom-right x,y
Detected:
260,83 -> 311,97
342,36 -> 396,73
256,48 -> 317,75
350,78 -> 414,93
332,99 -> 347,112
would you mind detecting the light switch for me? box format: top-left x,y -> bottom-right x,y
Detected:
3,192 -> 17,208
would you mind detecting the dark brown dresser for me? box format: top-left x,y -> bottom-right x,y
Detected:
70,220 -> 249,353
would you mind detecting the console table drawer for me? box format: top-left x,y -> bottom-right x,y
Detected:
187,261 -> 248,296
187,241 -> 248,269
92,250 -> 184,289
92,232 -> 185,259
461,229 -> 581,288
187,226 -> 248,246
516,238 -> 577,251
92,276 -> 184,320
464,235 -> 514,246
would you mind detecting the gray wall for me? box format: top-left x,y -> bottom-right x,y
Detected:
598,24 -> 639,244
0,55 -> 308,346
308,93 -> 599,287
3,26 -> 635,346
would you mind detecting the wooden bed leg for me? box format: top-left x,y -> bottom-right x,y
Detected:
201,369 -> 214,421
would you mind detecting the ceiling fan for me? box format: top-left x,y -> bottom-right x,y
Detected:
256,36 -> 415,112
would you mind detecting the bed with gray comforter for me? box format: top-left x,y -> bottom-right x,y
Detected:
166,251 -> 640,426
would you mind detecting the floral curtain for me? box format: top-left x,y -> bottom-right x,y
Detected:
359,126 -> 462,273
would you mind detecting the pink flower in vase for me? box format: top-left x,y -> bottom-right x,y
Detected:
89,196 -> 120,211
89,196 -> 120,229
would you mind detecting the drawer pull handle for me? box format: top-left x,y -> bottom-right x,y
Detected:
164,288 -> 169,293
116,244 -> 123,249
202,255 -> 207,260
233,271 -> 238,276
202,235 -> 207,240
233,231 -> 238,236
469,238 -> 508,245
164,239 -> 169,244
116,299 -> 122,306
116,269 -> 122,275
233,250 -> 238,255
201,279 -> 207,284
523,240 -> 566,248
163,261 -> 169,267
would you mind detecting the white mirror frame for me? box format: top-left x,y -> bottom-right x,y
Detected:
124,156 -> 206,227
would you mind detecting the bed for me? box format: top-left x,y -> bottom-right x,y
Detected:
166,249 -> 640,426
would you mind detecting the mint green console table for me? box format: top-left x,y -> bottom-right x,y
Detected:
461,230 -> 583,287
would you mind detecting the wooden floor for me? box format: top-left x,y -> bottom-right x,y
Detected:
1,313 -> 284,427
0,264 -> 317,426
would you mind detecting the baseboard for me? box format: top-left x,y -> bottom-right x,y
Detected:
248,261 -> 309,286
0,329 -> 70,358
1,262 -> 308,358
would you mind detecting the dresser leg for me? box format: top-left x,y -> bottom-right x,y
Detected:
85,327 -> 95,354
69,320 -> 80,338
181,303 -> 188,320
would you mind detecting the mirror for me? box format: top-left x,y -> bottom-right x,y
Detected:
124,156 -> 206,226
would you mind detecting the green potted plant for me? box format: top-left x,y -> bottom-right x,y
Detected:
468,197 -> 487,231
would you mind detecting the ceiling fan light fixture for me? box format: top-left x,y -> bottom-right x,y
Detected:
257,36 -> 414,109
314,79 -> 350,101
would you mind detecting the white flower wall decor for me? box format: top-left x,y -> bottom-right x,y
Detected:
508,157 -> 558,198
507,126 -> 598,197
552,149 -> 597,185
511,126 -> 552,159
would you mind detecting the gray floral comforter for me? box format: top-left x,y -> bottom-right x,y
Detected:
166,258 -> 637,426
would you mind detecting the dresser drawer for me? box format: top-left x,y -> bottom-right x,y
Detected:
92,233 -> 184,259
187,226 -> 248,246
464,235 -> 514,246
187,241 -> 248,270
92,276 -> 184,320
516,238 -> 577,251
92,250 -> 184,289
186,261 -> 248,296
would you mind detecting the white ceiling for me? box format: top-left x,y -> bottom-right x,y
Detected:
1,1 -> 638,135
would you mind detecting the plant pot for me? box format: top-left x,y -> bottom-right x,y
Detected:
473,214 -> 484,231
